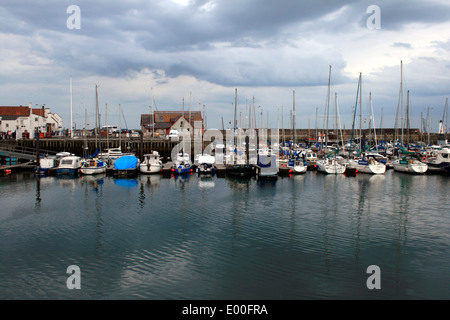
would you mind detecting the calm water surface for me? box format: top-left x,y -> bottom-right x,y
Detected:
0,170 -> 449,299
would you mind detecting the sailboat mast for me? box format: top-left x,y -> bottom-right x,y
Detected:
370,93 -> 378,151
350,73 -> 361,156
151,88 -> 155,138
445,98 -> 448,142
325,65 -> 331,147
95,84 -> 99,149
359,73 -> 362,146
189,92 -> 192,133
119,104 -> 122,150
293,90 -> 296,144
234,88 -> 237,135
105,103 -> 109,149
406,90 -> 410,144
400,60 -> 404,145
70,76 -> 73,139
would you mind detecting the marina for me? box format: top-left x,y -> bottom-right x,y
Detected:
0,169 -> 449,299
2,1 -> 450,304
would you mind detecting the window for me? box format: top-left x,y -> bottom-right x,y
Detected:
35,117 -> 38,121
6,124 -> 9,128
160,116 -> 163,121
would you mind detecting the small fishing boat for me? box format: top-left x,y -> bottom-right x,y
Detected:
172,153 -> 193,175
392,156 -> 428,174
80,158 -> 107,175
35,156 -> 57,175
140,151 -> 163,174
113,155 -> 139,177
196,154 -> 216,174
57,156 -> 81,176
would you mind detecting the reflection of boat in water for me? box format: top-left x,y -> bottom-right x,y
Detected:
81,173 -> 106,183
114,178 -> 138,188
198,175 -> 215,189
139,173 -> 161,187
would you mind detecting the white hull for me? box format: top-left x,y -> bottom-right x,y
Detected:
393,161 -> 428,174
80,166 -> 106,175
317,159 -> 346,174
139,163 -> 162,174
288,164 -> 307,174
348,160 -> 386,174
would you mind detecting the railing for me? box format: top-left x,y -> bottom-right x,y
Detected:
0,143 -> 58,160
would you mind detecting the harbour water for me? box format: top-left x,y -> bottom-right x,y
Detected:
0,170 -> 449,300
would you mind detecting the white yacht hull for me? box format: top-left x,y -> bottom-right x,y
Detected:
317,159 -> 346,174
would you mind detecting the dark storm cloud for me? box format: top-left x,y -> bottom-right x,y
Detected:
1,0 -> 450,88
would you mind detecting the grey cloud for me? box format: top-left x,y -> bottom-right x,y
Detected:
392,42 -> 412,49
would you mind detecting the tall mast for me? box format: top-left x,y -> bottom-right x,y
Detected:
293,90 -> 296,144
151,88 -> 155,138
189,92 -> 192,133
119,104 -> 122,150
234,88 -> 237,135
400,60 -> 404,145
445,98 -> 448,142
325,65 -> 331,147
406,90 -> 410,144
105,103 -> 108,149
370,92 -> 378,151
70,76 -> 73,138
427,106 -> 430,145
282,105 -> 284,145
350,73 -> 361,156
359,73 -> 362,144
95,84 -> 99,149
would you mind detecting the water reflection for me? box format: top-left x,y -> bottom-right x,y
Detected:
114,178 -> 138,188
198,175 -> 215,189
1,171 -> 449,299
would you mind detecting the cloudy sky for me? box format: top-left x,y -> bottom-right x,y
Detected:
1,0 -> 449,133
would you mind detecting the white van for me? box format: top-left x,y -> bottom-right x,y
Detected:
168,130 -> 179,141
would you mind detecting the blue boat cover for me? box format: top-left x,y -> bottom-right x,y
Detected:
114,156 -> 138,170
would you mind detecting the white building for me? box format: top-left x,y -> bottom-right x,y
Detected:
0,104 -> 63,139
